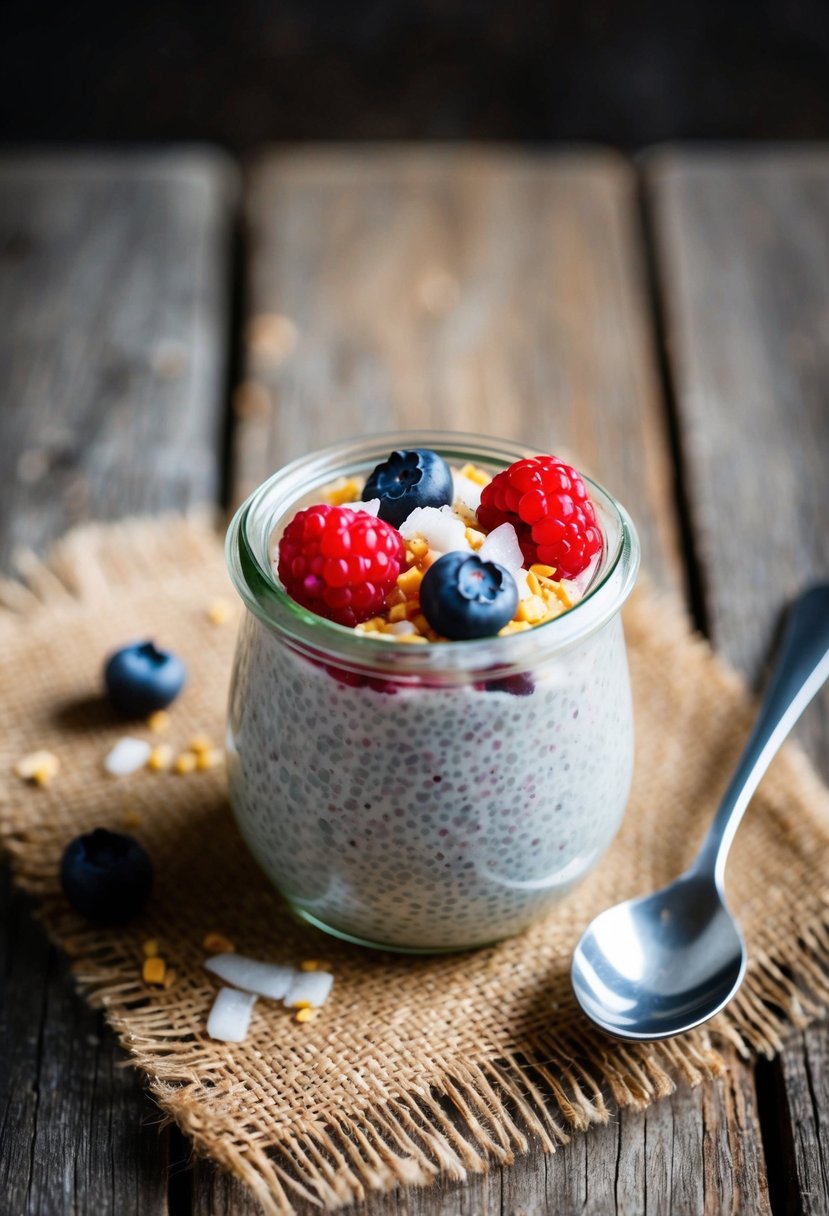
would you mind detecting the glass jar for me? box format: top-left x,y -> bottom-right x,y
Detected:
225,432 -> 640,952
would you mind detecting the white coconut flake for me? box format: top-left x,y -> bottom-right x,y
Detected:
339,498 -> 381,517
104,737 -> 152,776
399,505 -> 470,554
512,569 -> 532,601
207,987 -> 257,1042
452,471 -> 483,514
204,953 -> 296,999
283,970 -> 334,1009
388,620 -> 418,635
479,522 -> 524,574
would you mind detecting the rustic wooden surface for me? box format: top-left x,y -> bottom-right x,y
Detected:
0,151 -> 237,1215
0,145 -> 827,1215
648,149 -> 829,1216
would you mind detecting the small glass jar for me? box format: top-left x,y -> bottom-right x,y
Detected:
225,432 -> 640,952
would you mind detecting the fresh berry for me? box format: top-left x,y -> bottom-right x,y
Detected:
278,504 -> 405,627
479,672 -> 535,696
362,448 -> 453,527
104,641 -> 186,718
476,455 -> 602,578
60,828 -> 154,923
420,552 -> 519,640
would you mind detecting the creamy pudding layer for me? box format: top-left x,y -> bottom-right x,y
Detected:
227,611 -> 633,950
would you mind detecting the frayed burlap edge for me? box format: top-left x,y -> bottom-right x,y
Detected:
1,515 -> 828,1216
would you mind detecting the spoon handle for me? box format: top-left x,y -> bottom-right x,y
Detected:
694,584 -> 829,887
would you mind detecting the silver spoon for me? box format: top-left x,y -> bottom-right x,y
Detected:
571,584 -> 829,1041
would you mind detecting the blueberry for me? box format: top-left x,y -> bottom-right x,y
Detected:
60,828 -> 154,924
362,448 -> 453,527
420,552 -> 519,640
104,640 -> 186,717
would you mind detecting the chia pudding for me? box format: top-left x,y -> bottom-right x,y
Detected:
225,432 -> 640,951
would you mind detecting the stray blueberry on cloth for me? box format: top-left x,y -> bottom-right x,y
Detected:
104,641 -> 186,717
420,552 -> 519,639
60,828 -> 154,923
362,448 -> 453,527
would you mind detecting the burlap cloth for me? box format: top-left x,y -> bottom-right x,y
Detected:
1,516 -> 828,1214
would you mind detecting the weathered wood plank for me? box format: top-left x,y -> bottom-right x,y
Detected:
648,147 -> 829,1216
0,151 -> 237,569
0,150 -> 237,1216
206,144 -> 769,1216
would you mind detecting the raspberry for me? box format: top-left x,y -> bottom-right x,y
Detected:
277,505 -> 405,627
476,455 -> 602,578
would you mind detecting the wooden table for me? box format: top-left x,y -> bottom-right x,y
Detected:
1,146 -> 827,1215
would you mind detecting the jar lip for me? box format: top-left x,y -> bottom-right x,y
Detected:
225,430 -> 641,677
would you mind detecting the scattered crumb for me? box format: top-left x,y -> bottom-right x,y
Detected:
294,1007 -> 319,1024
143,939 -> 160,958
203,931 -> 235,954
173,752 -> 197,775
162,967 -> 177,990
146,710 -> 170,733
299,960 -> 320,972
188,734 -> 213,756
122,810 -> 142,829
206,598 -> 234,626
196,748 -> 224,772
14,750 -> 60,785
147,744 -> 174,772
143,956 -> 166,986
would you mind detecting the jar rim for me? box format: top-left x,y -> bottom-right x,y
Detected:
225,431 -> 640,679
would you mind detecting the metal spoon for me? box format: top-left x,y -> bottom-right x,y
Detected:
571,584 -> 829,1041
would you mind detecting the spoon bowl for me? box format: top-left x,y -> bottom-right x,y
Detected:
570,585 -> 829,1040
571,872 -> 746,1039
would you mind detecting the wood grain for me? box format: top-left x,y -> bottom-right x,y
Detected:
0,151 -> 237,570
0,150 -> 237,1216
648,147 -> 829,1216
209,144 -> 770,1216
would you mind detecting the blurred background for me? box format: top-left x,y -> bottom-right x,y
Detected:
4,0 -> 829,149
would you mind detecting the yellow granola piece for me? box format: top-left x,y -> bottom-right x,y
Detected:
14,750 -> 60,783
206,598 -> 234,625
396,565 -> 424,597
147,744 -> 173,772
460,462 -> 491,487
143,957 -> 166,986
203,931 -> 236,954
146,710 -> 170,732
405,538 -> 429,560
464,528 -> 486,550
530,563 -> 557,580
516,596 -> 547,624
295,1007 -> 319,1023
499,620 -> 532,635
388,603 -> 410,623
196,748 -> 224,772
324,477 -> 362,506
173,752 -> 197,775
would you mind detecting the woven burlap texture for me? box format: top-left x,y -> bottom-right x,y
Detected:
1,516 -> 828,1216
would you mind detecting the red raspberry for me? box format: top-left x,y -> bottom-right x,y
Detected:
277,505 -> 405,627
476,455 -> 602,578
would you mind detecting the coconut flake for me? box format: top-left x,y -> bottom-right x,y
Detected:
479,522 -> 524,574
104,737 -> 152,776
452,471 -> 484,514
283,970 -> 334,1008
339,498 -> 381,517
388,620 -> 418,636
204,953 -> 296,999
207,987 -> 257,1042
512,569 -> 532,601
399,505 -> 470,554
